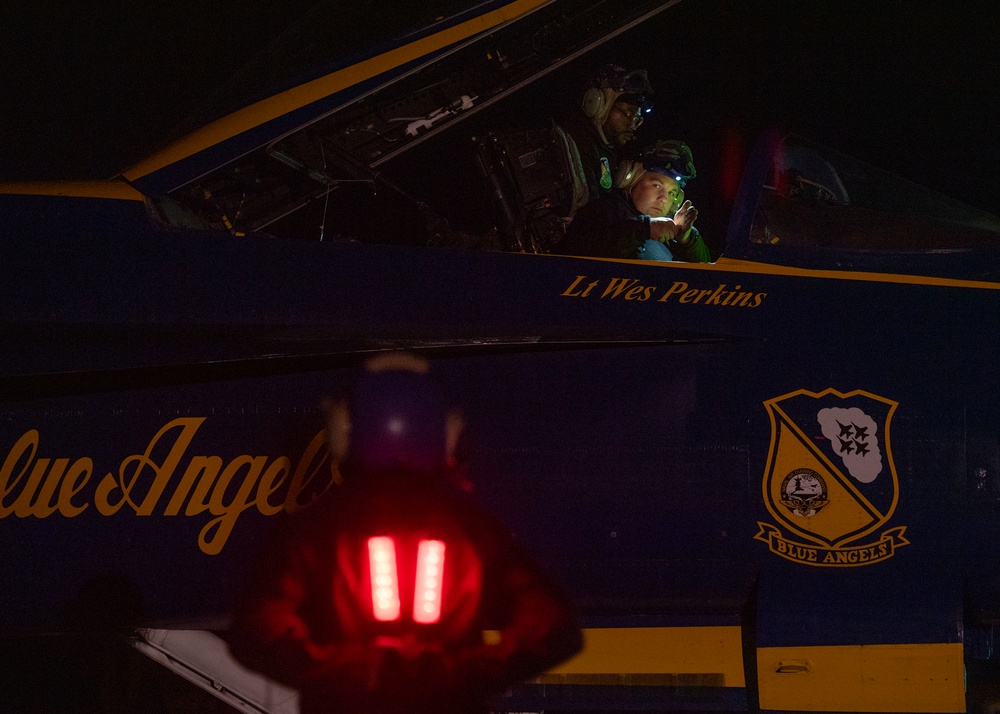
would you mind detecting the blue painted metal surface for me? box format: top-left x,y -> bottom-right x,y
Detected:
1,2 -> 999,710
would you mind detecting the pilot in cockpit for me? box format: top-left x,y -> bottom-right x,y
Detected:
560,140 -> 711,263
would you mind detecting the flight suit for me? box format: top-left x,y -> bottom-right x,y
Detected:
562,188 -> 711,262
560,113 -> 621,203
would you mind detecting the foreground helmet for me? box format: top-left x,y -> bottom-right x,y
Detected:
337,354 -> 450,477
638,140 -> 696,188
615,140 -> 697,194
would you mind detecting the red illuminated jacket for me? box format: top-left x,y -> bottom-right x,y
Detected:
227,469 -> 582,714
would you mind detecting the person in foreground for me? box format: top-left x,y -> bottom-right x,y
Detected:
227,353 -> 582,714
561,140 -> 711,262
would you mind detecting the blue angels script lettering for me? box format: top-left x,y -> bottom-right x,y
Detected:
0,418 -> 332,555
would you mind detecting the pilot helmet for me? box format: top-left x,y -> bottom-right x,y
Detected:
581,64 -> 654,123
616,140 -> 697,192
331,353 -> 455,479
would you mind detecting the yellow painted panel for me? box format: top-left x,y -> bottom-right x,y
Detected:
542,626 -> 744,687
758,643 -> 965,712
0,180 -> 144,201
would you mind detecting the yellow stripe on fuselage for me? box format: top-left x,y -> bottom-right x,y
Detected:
547,252 -> 1000,291
0,180 -> 144,201
757,643 -> 965,712
537,626 -> 745,687
714,255 -> 1000,290
123,0 -> 551,181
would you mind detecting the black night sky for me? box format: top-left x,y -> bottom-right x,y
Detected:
2,0 -> 998,218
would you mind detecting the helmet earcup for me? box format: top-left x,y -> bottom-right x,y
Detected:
581,86 -> 606,118
614,160 -> 640,189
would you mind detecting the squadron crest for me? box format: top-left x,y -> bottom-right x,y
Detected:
755,388 -> 909,567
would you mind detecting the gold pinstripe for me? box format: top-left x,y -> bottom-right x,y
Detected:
122,0 -> 551,181
545,252 -> 1000,291
0,181 -> 144,201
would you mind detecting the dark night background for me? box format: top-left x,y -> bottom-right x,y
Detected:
2,0 -> 999,230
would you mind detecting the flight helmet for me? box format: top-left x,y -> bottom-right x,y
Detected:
332,353 -> 453,478
615,139 -> 696,191
581,64 -> 654,122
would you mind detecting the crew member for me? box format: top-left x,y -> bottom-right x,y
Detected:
561,140 -> 710,262
227,353 -> 582,714
560,64 -> 654,203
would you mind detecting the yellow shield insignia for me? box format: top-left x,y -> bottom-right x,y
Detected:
755,388 -> 909,567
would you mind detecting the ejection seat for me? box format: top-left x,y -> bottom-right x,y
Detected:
473,122 -> 589,253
